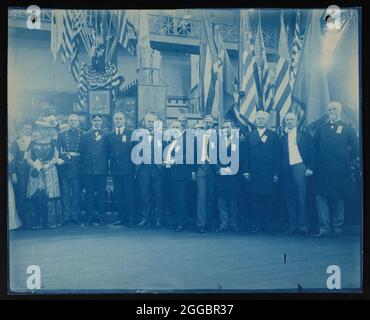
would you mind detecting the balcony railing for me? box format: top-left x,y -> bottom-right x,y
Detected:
8,9 -> 276,47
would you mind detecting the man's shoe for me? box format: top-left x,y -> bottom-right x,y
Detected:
113,220 -> 123,226
175,225 -> 183,232
85,220 -> 92,227
231,227 -> 239,233
137,219 -> 148,227
197,227 -> 205,234
313,231 -> 330,238
215,226 -> 227,233
155,220 -> 162,228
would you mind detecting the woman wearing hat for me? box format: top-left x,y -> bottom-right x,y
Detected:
24,115 -> 64,229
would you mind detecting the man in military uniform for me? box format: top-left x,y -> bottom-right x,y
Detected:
313,101 -> 359,238
10,121 -> 33,222
107,111 -> 136,227
57,113 -> 84,224
80,114 -> 108,226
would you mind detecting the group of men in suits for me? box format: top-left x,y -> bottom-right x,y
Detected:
10,100 -> 359,238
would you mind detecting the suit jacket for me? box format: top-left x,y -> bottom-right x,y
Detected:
313,120 -> 358,197
107,128 -> 135,176
135,130 -> 164,177
163,134 -> 193,181
242,128 -> 279,195
80,128 -> 108,175
193,130 -> 217,178
215,138 -> 242,198
57,128 -> 84,178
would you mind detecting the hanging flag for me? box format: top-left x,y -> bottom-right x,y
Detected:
199,14 -> 218,116
290,10 -> 303,90
189,54 -> 201,113
236,9 -> 260,125
255,12 -> 274,112
52,10 -> 80,82
116,10 -> 137,55
289,10 -> 306,129
274,12 -> 292,126
292,10 -> 330,128
213,25 -> 239,124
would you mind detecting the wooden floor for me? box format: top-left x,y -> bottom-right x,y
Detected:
8,224 -> 362,293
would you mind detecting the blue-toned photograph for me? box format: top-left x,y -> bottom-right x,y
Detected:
7,7 -> 362,293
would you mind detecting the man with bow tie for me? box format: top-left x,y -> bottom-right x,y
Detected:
242,111 -> 279,233
10,121 -> 33,222
313,101 -> 359,238
279,113 -> 314,236
136,112 -> 165,228
57,113 -> 84,224
80,114 -> 108,226
107,111 -> 136,227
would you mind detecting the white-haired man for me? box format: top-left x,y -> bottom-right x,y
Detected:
242,111 -> 279,233
280,112 -> 314,236
313,101 -> 359,238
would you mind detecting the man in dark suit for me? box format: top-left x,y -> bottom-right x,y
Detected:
280,112 -> 314,236
80,114 -> 108,226
163,120 -> 192,232
136,113 -> 165,228
313,101 -> 359,238
215,120 -> 241,233
57,113 -> 84,224
242,111 -> 279,233
194,115 -> 217,233
10,121 -> 33,222
107,111 -> 136,227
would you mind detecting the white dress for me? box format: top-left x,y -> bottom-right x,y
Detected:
8,178 -> 22,230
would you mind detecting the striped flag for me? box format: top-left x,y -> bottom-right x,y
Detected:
274,12 -> 292,126
199,14 -> 218,116
236,9 -> 260,125
57,10 -> 80,82
116,10 -> 137,55
212,25 -> 239,124
290,10 -> 306,129
290,10 -> 304,91
255,13 -> 274,112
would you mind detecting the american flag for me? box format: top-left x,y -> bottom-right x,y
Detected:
274,12 -> 292,127
255,13 -> 274,112
236,9 -> 261,125
290,10 -> 304,91
60,11 -> 80,82
116,10 -> 137,55
199,14 -> 218,116
290,10 -> 306,129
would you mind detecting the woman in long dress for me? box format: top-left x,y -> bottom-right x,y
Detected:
8,152 -> 22,230
24,120 -> 64,229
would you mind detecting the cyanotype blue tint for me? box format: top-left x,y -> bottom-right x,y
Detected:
7,7 -> 362,293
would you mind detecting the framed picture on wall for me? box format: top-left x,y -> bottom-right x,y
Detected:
88,90 -> 111,115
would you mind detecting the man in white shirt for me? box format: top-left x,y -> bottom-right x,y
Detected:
280,113 -> 314,236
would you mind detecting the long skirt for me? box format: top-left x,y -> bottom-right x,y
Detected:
24,165 -> 64,229
8,179 -> 22,230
